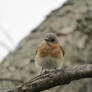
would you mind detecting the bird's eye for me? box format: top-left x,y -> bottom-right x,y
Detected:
50,39 -> 55,42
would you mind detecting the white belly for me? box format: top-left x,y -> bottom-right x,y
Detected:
36,56 -> 63,70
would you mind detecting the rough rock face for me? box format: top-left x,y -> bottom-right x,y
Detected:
0,0 -> 92,92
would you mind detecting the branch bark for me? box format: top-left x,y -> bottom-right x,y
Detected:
1,64 -> 92,92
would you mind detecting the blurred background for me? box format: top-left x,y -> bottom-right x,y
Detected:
0,0 -> 92,92
0,0 -> 67,62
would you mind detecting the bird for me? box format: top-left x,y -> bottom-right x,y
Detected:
35,33 -> 64,74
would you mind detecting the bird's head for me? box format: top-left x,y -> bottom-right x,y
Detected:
44,33 -> 58,46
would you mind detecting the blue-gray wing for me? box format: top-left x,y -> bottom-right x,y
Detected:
60,46 -> 64,56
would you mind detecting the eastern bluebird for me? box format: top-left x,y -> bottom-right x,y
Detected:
35,33 -> 64,73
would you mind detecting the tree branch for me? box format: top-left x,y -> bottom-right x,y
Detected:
1,64 -> 92,92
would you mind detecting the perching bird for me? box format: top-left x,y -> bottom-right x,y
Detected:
35,33 -> 64,73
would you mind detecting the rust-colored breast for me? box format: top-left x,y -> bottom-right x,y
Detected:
36,41 -> 64,62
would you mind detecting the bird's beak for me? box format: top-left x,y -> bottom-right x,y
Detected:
44,38 -> 49,41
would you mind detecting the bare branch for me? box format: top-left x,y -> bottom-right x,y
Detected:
1,64 -> 92,92
0,42 -> 12,52
0,26 -> 15,46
